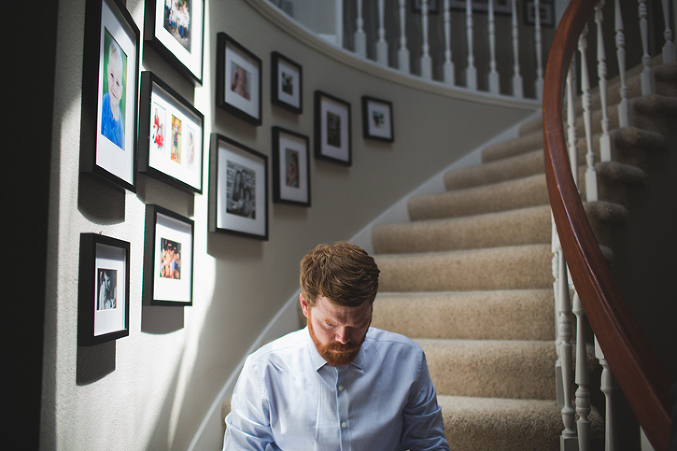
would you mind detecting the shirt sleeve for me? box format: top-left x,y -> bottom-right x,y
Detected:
222,358 -> 275,451
400,351 -> 450,451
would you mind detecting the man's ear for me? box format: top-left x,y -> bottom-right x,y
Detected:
300,293 -> 310,318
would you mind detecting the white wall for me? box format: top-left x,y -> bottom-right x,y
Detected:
41,0 -> 537,450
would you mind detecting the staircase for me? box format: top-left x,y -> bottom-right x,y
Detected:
369,58 -> 677,450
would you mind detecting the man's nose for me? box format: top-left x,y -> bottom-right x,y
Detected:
335,328 -> 350,344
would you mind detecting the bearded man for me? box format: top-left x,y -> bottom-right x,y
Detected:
223,241 -> 449,451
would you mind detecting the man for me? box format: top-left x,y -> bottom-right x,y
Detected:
223,242 -> 449,451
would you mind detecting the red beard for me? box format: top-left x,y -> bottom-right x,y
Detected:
307,313 -> 365,367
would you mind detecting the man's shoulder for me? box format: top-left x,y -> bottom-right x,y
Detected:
365,327 -> 422,351
247,328 -> 308,362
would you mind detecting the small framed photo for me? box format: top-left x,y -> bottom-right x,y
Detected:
78,233 -> 131,345
412,0 -> 439,13
210,134 -> 268,240
144,204 -> 194,306
272,127 -> 310,206
216,33 -> 262,126
80,0 -> 140,191
314,91 -> 352,166
362,96 -> 394,142
525,0 -> 555,27
138,71 -> 204,193
271,51 -> 302,114
143,0 -> 204,84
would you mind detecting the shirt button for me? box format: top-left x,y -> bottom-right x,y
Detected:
341,422 -> 347,429
338,385 -> 345,391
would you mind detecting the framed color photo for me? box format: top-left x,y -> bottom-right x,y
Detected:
216,33 -> 262,126
80,0 -> 140,191
271,51 -> 302,114
210,134 -> 268,240
144,204 -> 194,306
144,0 -> 205,84
78,233 -> 130,345
362,96 -> 394,142
138,71 -> 204,193
314,91 -> 352,166
272,127 -> 310,206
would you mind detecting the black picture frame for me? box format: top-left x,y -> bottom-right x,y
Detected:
80,0 -> 140,191
144,204 -> 194,306
524,0 -> 555,27
78,233 -> 131,345
143,0 -> 205,84
314,91 -> 352,166
443,0 -> 512,15
362,96 -> 394,142
272,126 -> 311,206
271,51 -> 303,114
210,134 -> 269,240
216,33 -> 262,126
138,71 -> 204,194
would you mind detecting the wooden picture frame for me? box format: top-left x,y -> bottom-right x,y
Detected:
314,91 -> 352,166
272,126 -> 310,206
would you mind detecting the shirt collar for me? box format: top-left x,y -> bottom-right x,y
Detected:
305,327 -> 368,371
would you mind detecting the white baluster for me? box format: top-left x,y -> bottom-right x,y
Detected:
573,293 -> 592,451
596,1 -> 612,162
638,0 -> 654,95
661,0 -> 676,62
511,0 -> 523,98
595,339 -> 619,450
557,245 -> 577,450
354,0 -> 367,57
615,0 -> 632,127
398,0 -> 410,73
376,0 -> 388,66
421,0 -> 433,79
465,0 -> 477,90
443,0 -> 455,85
579,24 -> 598,202
488,0 -> 500,94
534,0 -> 544,99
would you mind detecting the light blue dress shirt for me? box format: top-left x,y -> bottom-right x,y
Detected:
223,327 -> 449,451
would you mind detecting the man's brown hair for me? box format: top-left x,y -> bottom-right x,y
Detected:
300,241 -> 380,308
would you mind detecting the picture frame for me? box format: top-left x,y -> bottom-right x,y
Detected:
362,96 -> 394,142
138,71 -> 204,194
314,91 -> 352,166
272,127 -> 310,206
525,0 -> 555,27
144,204 -> 194,306
143,0 -> 205,84
80,0 -> 140,191
216,33 -> 262,126
271,51 -> 303,114
78,233 -> 130,345
444,0 -> 512,15
210,134 -> 269,240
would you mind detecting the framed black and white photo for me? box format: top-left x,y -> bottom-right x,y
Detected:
362,96 -> 394,142
216,33 -> 262,126
314,91 -> 352,166
446,0 -> 512,14
144,204 -> 194,306
143,0 -> 204,84
79,233 -> 130,345
210,134 -> 268,240
525,0 -> 554,27
271,51 -> 302,114
80,0 -> 140,191
272,127 -> 310,207
138,71 -> 204,193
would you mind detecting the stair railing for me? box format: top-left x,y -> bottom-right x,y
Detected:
543,0 -> 673,450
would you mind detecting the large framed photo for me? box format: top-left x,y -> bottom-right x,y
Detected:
362,96 -> 394,142
80,0 -> 140,191
271,51 -> 302,114
210,134 -> 268,240
144,204 -> 194,306
314,91 -> 352,166
78,233 -> 130,345
272,127 -> 310,207
144,0 -> 205,84
138,71 -> 204,193
216,33 -> 262,126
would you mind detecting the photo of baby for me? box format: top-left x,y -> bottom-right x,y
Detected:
151,103 -> 166,153
100,28 -> 127,150
230,63 -> 251,100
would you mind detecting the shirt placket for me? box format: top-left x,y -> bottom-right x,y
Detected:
336,365 -> 350,451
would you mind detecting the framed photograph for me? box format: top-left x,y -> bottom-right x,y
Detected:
362,96 -> 394,142
314,91 -> 352,166
412,0 -> 439,13
78,233 -> 130,345
138,71 -> 204,193
216,33 -> 262,126
144,204 -> 194,306
144,0 -> 205,84
446,0 -> 512,15
80,0 -> 140,191
271,51 -> 302,114
272,127 -> 310,206
525,0 -> 555,27
210,134 -> 268,240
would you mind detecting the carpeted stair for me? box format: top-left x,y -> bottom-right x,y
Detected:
369,58 -> 677,450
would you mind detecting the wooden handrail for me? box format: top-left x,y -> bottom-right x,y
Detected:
542,0 -> 672,450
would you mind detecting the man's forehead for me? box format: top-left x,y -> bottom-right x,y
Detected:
314,296 -> 372,321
